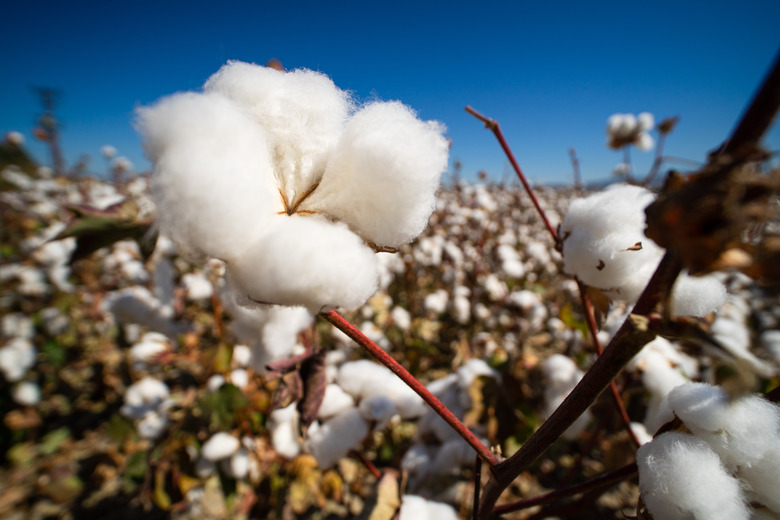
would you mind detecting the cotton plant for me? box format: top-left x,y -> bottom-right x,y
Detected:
136,60 -> 449,314
120,376 -> 174,440
637,382 -> 780,519
606,112 -> 655,151
560,183 -> 727,315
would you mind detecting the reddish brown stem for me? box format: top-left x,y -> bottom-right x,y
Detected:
322,310 -> 502,467
473,454 -> 482,520
493,462 -> 637,515
577,280 -> 642,448
465,105 -> 558,242
349,449 -> 382,480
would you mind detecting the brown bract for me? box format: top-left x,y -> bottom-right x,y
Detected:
644,152 -> 780,283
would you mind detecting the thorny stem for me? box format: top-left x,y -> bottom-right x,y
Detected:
465,106 -> 558,242
477,252 -> 681,519
492,462 -> 638,516
321,310 -> 502,467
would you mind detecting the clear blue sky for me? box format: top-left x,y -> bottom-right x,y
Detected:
2,0 -> 779,184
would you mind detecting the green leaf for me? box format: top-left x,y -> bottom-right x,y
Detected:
39,427 -> 70,455
197,384 -> 247,430
125,451 -> 148,480
106,414 -> 136,442
41,339 -> 66,367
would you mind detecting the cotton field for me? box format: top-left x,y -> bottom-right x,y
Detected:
2,144 -> 779,519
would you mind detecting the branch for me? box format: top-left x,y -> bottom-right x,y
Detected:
492,462 -> 637,516
465,106 -> 559,242
477,251 -> 681,519
321,310 -> 502,467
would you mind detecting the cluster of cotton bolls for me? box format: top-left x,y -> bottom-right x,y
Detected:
606,112 -> 655,150
137,60 -> 449,314
637,382 -> 780,519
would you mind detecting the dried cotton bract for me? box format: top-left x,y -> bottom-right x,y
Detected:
137,61 -> 449,313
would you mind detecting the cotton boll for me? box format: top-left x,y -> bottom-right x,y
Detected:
391,306 -> 412,331
337,360 -> 426,419
12,381 -> 41,406
201,432 -> 241,461
712,316 -> 776,377
207,375 -> 226,392
541,354 -> 591,439
308,101 -> 448,248
232,344 -> 252,368
137,91 -> 280,260
267,403 -> 302,459
129,332 -> 171,369
359,395 -> 397,431
399,495 -> 459,520
0,337 -> 36,382
424,289 -> 449,315
121,377 -> 171,420
230,368 -> 249,389
637,431 -> 749,520
630,422 -> 654,445
2,313 -> 34,339
318,384 -> 356,419
670,273 -> 727,317
637,112 -> 655,132
305,407 -> 369,468
668,382 -> 780,471
221,448 -> 251,479
401,443 -> 433,485
636,132 -> 654,151
227,215 -> 378,313
182,272 -> 213,301
430,437 -> 476,476
136,411 -> 169,439
482,273 -> 508,301
204,61 -> 349,196
740,448 -> 780,513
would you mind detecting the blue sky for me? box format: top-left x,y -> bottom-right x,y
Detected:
2,0 -> 779,184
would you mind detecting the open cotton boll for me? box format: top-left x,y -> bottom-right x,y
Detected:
204,61 -> 350,197
670,273 -> 727,317
129,332 -> 171,369
307,101 -> 448,248
201,432 -> 241,461
12,381 -> 41,406
267,403 -> 302,459
399,495 -> 459,520
318,383 -> 356,419
637,431 -> 749,520
359,395 -> 397,431
541,354 -> 591,439
221,448 -> 251,479
305,407 -> 369,468
740,448 -> 780,513
337,360 -> 426,419
0,337 -> 36,382
711,316 -> 776,377
137,92 -> 280,260
668,382 -> 780,470
226,215 -> 378,313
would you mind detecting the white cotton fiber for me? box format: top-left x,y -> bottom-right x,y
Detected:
305,408 -> 369,468
637,431 -> 749,520
668,382 -> 780,471
0,337 -> 36,382
359,395 -> 397,431
318,383 -> 356,419
204,61 -> 350,197
670,273 -> 727,317
137,92 -> 280,260
337,360 -> 426,419
267,403 -> 302,459
399,495 -> 459,520
307,101 -> 449,248
541,354 -> 591,439
561,185 -> 726,315
226,215 -> 378,313
201,432 -> 241,461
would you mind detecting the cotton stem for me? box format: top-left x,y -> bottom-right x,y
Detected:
321,310 -> 502,467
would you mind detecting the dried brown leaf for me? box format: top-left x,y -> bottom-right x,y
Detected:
297,349 -> 328,433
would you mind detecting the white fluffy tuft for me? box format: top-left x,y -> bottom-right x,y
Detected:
137,92 -> 279,260
307,101 -> 449,247
637,431 -> 750,520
